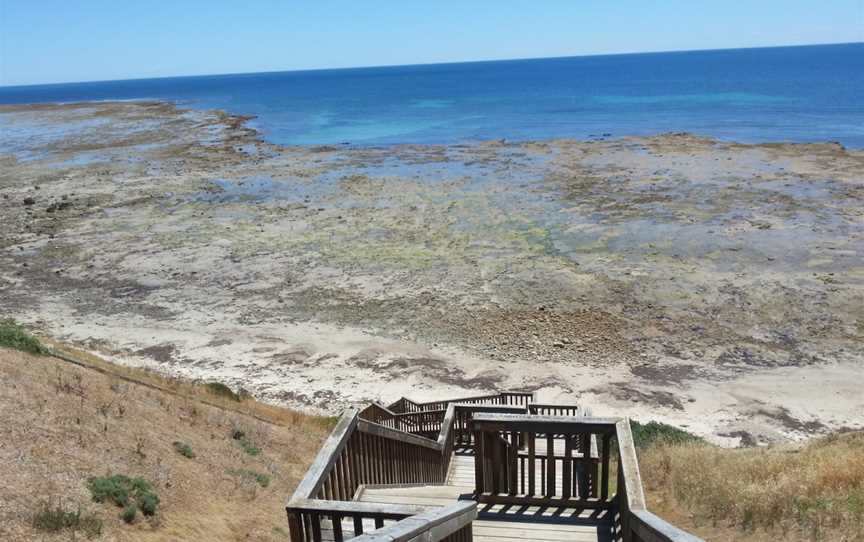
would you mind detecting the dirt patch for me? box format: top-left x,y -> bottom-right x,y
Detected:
630,363 -> 700,386
756,406 -> 829,434
601,383 -> 687,411
135,343 -> 179,363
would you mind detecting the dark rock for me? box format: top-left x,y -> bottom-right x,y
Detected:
46,201 -> 72,213
23,197 -> 36,206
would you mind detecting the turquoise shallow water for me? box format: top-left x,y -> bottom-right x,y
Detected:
1,43 -> 862,147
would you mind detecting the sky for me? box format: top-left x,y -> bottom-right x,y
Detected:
1,0 -> 862,86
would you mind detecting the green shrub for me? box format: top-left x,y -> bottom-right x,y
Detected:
121,504 -> 137,524
232,469 -> 271,487
238,438 -> 261,456
31,499 -> 102,538
231,428 -> 261,456
0,319 -> 48,355
32,502 -> 80,532
206,382 -> 241,401
88,474 -> 159,517
138,492 -> 159,516
173,441 -> 195,458
88,475 -> 131,507
629,420 -> 703,449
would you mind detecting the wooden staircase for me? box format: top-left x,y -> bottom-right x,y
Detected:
285,391 -> 702,542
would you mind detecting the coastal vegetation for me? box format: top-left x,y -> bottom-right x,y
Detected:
172,441 -> 196,458
0,341 -> 331,541
31,499 -> 103,538
642,430 -> 864,541
629,420 -> 704,449
0,319 -> 48,355
88,474 -> 160,521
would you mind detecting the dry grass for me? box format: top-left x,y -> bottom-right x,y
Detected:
642,433 -> 864,542
0,345 -> 331,541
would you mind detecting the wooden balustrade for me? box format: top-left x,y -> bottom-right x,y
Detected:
348,502 -> 476,542
452,404 -> 527,448
528,403 -> 582,417
288,393 -> 702,542
287,405 -> 460,542
613,420 -> 702,542
470,413 -> 616,508
388,391 -> 534,414
392,408 -> 447,438
358,402 -> 406,430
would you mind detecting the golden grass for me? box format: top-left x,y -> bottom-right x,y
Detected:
0,345 -> 331,541
642,434 -> 864,542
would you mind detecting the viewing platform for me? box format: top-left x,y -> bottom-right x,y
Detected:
286,392 -> 702,542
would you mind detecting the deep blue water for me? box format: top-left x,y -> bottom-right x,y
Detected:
1,43 -> 863,147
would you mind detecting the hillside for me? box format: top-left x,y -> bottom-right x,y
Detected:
0,340 -> 330,541
2,322 -> 863,542
640,431 -> 864,541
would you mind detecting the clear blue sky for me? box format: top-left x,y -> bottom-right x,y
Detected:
1,0 -> 862,86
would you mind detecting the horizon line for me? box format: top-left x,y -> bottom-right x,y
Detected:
1,40 -> 861,89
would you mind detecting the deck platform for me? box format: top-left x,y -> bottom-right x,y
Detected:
353,453 -> 614,542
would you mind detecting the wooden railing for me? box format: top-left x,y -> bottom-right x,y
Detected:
614,420 -> 702,542
286,406 -> 459,541
288,392 -> 702,542
469,413 -> 702,542
452,404 -> 527,448
528,402 -> 582,417
348,502 -> 476,542
471,413 -> 614,508
387,391 -> 534,414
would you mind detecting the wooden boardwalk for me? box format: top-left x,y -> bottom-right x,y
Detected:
286,393 -> 701,542
354,452 -> 614,542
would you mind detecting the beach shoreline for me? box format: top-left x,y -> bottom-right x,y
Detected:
2,100 -> 863,446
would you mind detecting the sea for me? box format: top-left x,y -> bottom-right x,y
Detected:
1,43 -> 862,147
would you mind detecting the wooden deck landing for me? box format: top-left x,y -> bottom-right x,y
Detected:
354,453 -> 614,542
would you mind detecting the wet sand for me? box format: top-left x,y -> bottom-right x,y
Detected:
1,101 -> 863,445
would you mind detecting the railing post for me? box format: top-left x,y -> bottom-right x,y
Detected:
287,510 -> 304,542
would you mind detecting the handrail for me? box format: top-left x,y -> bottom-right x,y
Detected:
357,418 -> 443,450
291,408 -> 359,501
287,404 -> 459,542
348,502 -> 476,542
630,510 -> 703,542
388,391 -> 535,413
615,419 -> 704,542
615,419 -> 646,511
288,396 -> 702,542
289,498 -> 428,518
472,413 -> 621,433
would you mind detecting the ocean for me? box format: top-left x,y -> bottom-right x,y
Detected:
1,43 -> 862,147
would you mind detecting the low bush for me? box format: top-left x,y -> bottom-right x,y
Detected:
0,319 -> 48,355
173,440 -> 195,458
121,504 -> 137,524
629,420 -> 703,449
232,428 -> 261,456
206,382 -> 242,401
88,474 -> 160,518
233,469 -> 271,488
31,499 -> 102,538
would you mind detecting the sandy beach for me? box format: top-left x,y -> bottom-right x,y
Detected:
1,101 -> 862,446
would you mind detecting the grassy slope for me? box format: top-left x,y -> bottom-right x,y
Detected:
0,344 -> 331,542
642,434 -> 864,542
